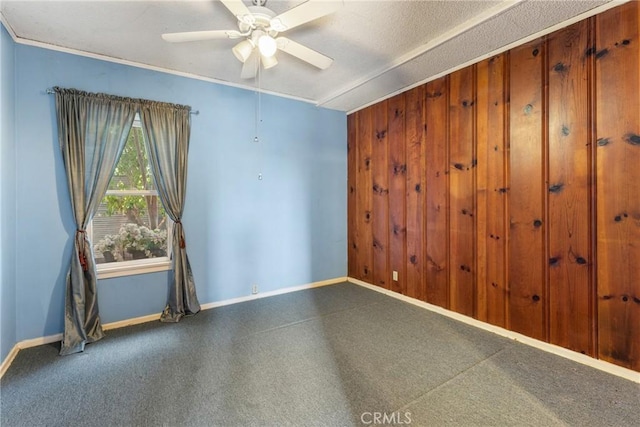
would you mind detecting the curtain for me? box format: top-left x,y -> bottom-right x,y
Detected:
55,87 -> 137,355
139,101 -> 200,322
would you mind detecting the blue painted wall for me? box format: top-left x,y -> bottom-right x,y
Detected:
1,25 -> 18,362
11,43 -> 347,342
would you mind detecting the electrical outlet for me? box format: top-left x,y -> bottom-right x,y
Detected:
392,271 -> 398,281
252,284 -> 259,295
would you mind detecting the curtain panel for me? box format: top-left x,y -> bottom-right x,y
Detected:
54,87 -> 199,355
139,103 -> 200,321
54,87 -> 137,355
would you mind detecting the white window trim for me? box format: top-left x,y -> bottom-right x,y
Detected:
97,257 -> 172,279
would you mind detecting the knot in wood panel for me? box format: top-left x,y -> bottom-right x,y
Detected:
393,163 -> 407,175
549,183 -> 564,193
393,224 -> 404,235
372,183 -> 388,195
614,213 -> 627,222
624,133 -> 640,146
553,62 -> 569,73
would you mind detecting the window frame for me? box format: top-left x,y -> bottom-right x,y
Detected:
90,117 -> 173,280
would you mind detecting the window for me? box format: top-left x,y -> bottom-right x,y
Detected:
90,115 -> 172,278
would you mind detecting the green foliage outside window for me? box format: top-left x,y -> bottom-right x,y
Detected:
104,127 -> 166,230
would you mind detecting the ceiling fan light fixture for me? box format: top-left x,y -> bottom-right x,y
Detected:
261,54 -> 278,69
232,39 -> 255,63
258,34 -> 277,57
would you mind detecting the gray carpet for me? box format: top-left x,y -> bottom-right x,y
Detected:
1,282 -> 638,426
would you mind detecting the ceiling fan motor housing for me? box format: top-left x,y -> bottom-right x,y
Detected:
239,6 -> 279,38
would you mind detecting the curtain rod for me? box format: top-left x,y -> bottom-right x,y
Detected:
45,88 -> 200,115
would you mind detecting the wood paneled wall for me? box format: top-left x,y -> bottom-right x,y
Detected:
347,2 -> 640,372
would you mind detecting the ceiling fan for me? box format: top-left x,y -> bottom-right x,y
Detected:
162,0 -> 342,79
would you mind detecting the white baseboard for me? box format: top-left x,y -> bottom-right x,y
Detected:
103,313 -> 161,331
0,344 -> 20,378
200,276 -> 347,310
347,277 -> 640,384
0,277 -> 346,378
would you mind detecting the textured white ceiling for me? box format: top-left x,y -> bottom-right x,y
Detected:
0,0 -> 619,112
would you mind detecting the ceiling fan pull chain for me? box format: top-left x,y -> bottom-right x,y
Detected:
256,59 -> 264,181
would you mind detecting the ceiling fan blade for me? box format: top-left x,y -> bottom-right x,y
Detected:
276,37 -> 333,70
220,0 -> 253,23
162,30 -> 241,42
270,0 -> 342,32
241,50 -> 259,79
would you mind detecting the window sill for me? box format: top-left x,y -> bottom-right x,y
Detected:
97,258 -> 172,279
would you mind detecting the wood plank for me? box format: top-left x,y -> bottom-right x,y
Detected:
355,107 -> 374,282
347,113 -> 358,278
508,39 -> 547,341
372,100 -> 390,288
424,77 -> 450,308
448,66 -> 476,317
476,55 -> 508,327
595,1 -> 640,371
547,21 -> 593,356
387,94 -> 407,295
405,85 -> 426,300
